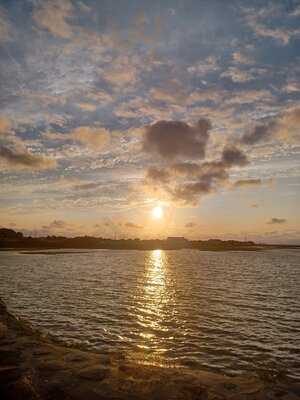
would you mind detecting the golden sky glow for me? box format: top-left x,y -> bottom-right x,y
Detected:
0,1 -> 299,244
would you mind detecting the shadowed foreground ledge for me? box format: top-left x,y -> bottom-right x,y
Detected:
0,299 -> 299,400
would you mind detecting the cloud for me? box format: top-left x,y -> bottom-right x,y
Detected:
221,67 -> 253,83
232,51 -> 254,65
0,116 -> 11,135
241,107 -> 300,145
142,115 -> 250,205
243,6 -> 300,45
145,148 -> 249,205
47,220 -> 67,229
77,102 -> 97,112
146,167 -> 171,184
72,182 -> 100,191
267,218 -> 287,225
187,88 -> 223,105
187,56 -> 219,76
227,90 -> 273,105
124,222 -> 143,229
0,144 -> 56,170
33,0 -> 74,39
171,179 -> 214,204
102,56 -> 138,88
149,85 -> 185,105
283,81 -> 300,93
251,24 -> 292,44
185,222 -> 197,229
234,179 -> 262,187
241,123 -> 275,145
0,7 -> 11,42
171,162 -> 202,176
71,126 -> 110,150
276,107 -> 300,144
143,119 -> 211,160
221,146 -> 249,167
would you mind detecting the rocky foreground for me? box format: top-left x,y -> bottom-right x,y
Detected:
0,299 -> 299,400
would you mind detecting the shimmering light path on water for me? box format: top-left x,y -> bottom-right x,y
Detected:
0,249 -> 299,381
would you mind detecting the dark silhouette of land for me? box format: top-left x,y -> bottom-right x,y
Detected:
0,228 -> 299,251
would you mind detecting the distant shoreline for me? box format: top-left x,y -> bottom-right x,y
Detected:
1,228 -> 299,252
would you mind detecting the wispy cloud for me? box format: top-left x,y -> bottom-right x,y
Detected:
0,144 -> 56,170
0,7 -> 12,42
267,218 -> 287,224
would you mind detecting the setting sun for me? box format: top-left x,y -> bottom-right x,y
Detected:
152,206 -> 163,219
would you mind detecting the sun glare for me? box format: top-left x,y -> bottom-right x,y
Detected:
152,206 -> 163,219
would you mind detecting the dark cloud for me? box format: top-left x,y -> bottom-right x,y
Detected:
267,218 -> 287,225
147,161 -> 229,204
241,123 -> 274,145
144,138 -> 249,204
146,167 -> 171,184
143,117 -> 249,205
240,108 -> 300,146
234,179 -> 261,187
170,161 -> 231,204
0,145 -> 56,170
171,162 -> 201,176
143,119 -> 211,160
221,146 -> 249,167
172,180 -> 213,203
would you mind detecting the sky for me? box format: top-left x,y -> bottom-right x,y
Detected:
0,0 -> 299,243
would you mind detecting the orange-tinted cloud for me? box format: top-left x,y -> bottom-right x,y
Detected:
71,126 -> 110,150
33,0 -> 74,39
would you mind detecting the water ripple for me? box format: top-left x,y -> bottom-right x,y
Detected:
0,248 -> 299,382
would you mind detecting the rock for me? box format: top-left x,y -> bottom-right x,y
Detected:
77,366 -> 109,381
4,375 -> 40,400
0,322 -> 8,339
37,360 -> 66,378
33,347 -> 51,356
0,349 -> 20,365
223,382 -> 238,391
64,353 -> 88,363
0,366 -> 22,384
0,299 -> 7,314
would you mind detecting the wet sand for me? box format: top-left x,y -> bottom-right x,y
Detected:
0,298 -> 299,400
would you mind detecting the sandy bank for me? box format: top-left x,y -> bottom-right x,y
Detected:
0,298 -> 299,400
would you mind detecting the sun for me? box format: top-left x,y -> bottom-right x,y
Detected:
152,206 -> 163,219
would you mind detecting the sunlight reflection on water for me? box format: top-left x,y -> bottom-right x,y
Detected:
137,250 -> 168,350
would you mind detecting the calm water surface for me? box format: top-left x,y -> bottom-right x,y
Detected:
0,249 -> 299,381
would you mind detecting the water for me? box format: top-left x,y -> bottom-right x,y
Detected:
0,249 -> 299,381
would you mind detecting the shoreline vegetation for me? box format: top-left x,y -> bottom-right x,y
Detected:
1,228 -> 299,252
0,298 -> 299,400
